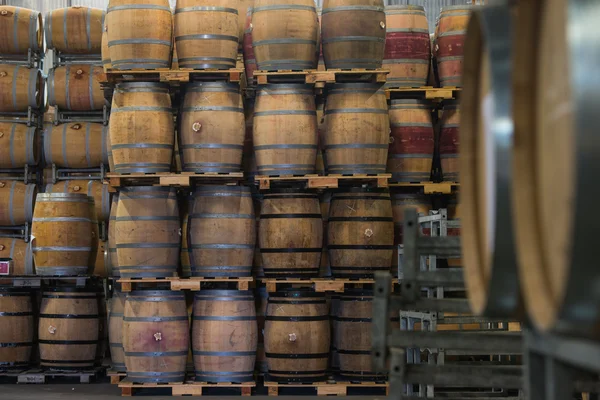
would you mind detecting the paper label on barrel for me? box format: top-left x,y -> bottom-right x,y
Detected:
482,92 -> 496,257
0,260 -> 11,275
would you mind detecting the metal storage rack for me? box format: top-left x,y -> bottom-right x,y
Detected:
372,208 -> 523,399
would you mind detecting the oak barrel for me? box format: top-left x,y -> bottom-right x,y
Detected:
254,84 -> 317,176
180,82 -> 245,173
0,65 -> 43,112
251,0 -> 318,70
264,290 -> 329,382
192,290 -> 257,382
0,239 -> 33,275
44,123 -> 109,169
321,0 -> 386,69
0,289 -> 33,370
334,290 -> 399,380
242,8 -> 256,86
0,123 -> 38,168
107,194 -> 119,277
106,0 -> 173,70
109,82 -> 174,174
188,186 -> 255,278
39,288 -> 99,370
115,187 -> 180,278
102,26 -> 111,71
384,6 -> 430,87
388,99 -> 434,182
439,100 -> 460,182
259,192 -> 322,277
434,6 -> 471,87
0,181 -> 36,226
32,193 -> 94,276
44,179 -> 111,222
315,98 -> 326,174
108,289 -> 126,372
174,0 -> 239,69
0,6 -> 42,55
255,287 -> 268,374
93,240 -> 108,278
328,190 -> 394,278
45,7 -> 105,54
106,125 -> 114,172
47,65 -> 106,111
324,84 -> 389,174
123,290 -> 189,383
180,196 -> 191,278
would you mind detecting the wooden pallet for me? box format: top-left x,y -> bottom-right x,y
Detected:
258,277 -> 399,293
107,369 -> 127,384
106,172 -> 244,190
254,69 -> 388,85
118,277 -> 254,292
3,367 -> 105,384
0,275 -> 101,288
385,86 -> 462,101
104,68 -> 243,85
264,380 -> 388,396
387,181 -> 459,194
119,380 -> 255,396
255,174 -> 391,190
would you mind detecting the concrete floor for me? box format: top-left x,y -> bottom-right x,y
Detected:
0,382 -> 384,399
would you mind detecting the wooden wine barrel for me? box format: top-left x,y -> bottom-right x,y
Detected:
116,187 -> 180,278
106,0 -> 172,70
32,193 -> 94,276
255,287 -> 268,374
45,7 -> 104,54
265,290 -> 329,382
0,6 -> 43,55
237,0 -> 253,47
107,194 -> 119,277
0,238 -> 33,275
106,125 -> 114,172
45,180 -> 111,222
254,85 -> 317,176
329,294 -> 340,373
0,65 -> 43,112
242,98 -> 258,181
47,65 -> 106,111
44,123 -> 108,169
0,288 -> 33,370
335,290 -> 399,380
319,192 -> 331,277
388,99 -> 434,182
93,240 -> 108,278
328,190 -> 394,278
174,0 -> 239,70
0,123 -> 38,168
110,82 -> 174,174
108,289 -> 126,372
259,192 -> 322,277
315,98 -> 326,174
439,100 -> 460,182
252,0 -> 318,70
459,4 -> 522,318
39,288 -> 99,370
102,27 -> 111,71
0,181 -> 36,226
123,290 -> 189,383
321,0 -> 385,69
189,186 -> 255,278
434,6 -> 471,87
384,6 -> 430,87
180,82 -> 244,173
324,84 -> 389,174
180,196 -> 191,278
242,8 -> 256,86
192,290 -> 257,382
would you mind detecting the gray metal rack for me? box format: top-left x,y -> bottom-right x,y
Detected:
372,208 -> 523,399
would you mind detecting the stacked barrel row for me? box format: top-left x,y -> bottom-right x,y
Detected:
107,287 -> 397,382
0,285 -> 109,372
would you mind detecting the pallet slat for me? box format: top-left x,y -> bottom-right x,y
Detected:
117,277 -> 253,292
253,69 -> 388,85
119,380 -> 255,396
255,174 -> 391,190
104,68 -> 243,85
